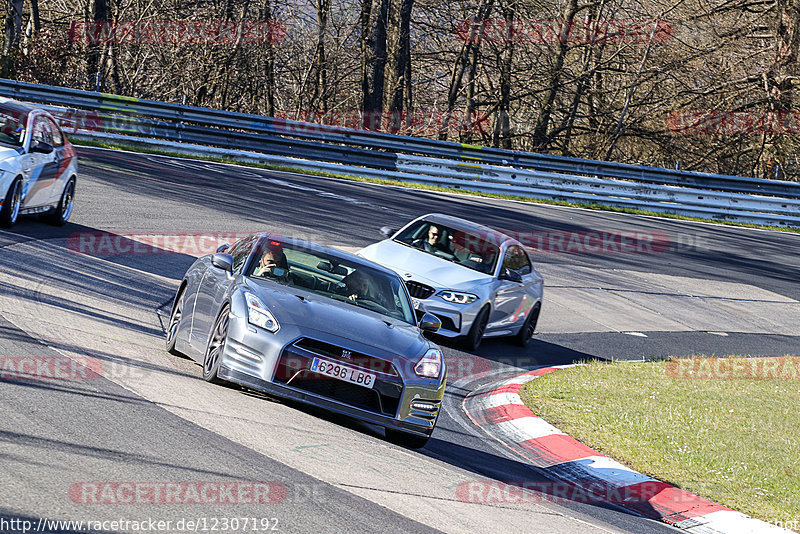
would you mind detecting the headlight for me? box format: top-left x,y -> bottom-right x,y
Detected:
437,291 -> 478,305
414,348 -> 443,379
244,292 -> 279,333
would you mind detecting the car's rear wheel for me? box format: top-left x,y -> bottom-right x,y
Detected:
45,177 -> 75,226
463,305 -> 490,351
203,305 -> 230,385
0,178 -> 22,228
385,428 -> 430,449
512,303 -> 540,347
166,287 -> 186,356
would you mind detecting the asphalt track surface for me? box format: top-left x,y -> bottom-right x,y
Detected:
0,146 -> 798,533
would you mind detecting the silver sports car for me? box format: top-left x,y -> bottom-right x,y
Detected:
166,233 -> 446,448
0,97 -> 78,228
359,214 -> 543,350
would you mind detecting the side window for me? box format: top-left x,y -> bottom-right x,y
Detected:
228,236 -> 257,272
47,118 -> 64,147
503,245 -> 532,275
31,117 -> 53,145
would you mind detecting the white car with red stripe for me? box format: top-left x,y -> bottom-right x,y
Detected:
0,97 -> 78,228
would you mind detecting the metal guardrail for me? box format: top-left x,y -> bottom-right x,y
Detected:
2,78 -> 799,227
75,129 -> 800,227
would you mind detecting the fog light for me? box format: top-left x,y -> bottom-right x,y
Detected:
410,400 -> 437,412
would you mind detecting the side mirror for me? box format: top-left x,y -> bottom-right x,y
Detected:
31,140 -> 54,154
380,226 -> 397,238
216,243 -> 230,253
419,312 -> 441,333
211,253 -> 234,273
499,268 -> 523,283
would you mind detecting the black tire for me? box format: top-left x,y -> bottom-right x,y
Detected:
203,305 -> 230,385
165,286 -> 186,356
385,428 -> 430,449
45,177 -> 75,226
512,303 -> 540,347
0,178 -> 22,228
463,305 -> 490,351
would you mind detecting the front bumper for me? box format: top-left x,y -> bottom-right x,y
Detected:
414,298 -> 484,337
219,310 -> 445,437
219,366 -> 436,437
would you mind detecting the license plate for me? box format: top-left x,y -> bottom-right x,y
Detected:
310,357 -> 376,389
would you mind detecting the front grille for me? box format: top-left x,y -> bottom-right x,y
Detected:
405,280 -> 435,299
274,340 -> 404,417
293,338 -> 398,376
288,373 -> 383,413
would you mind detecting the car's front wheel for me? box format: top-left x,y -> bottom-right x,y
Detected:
203,305 -> 231,385
0,178 -> 23,228
45,177 -> 75,226
512,303 -> 540,347
166,286 -> 186,356
463,305 -> 490,351
385,428 -> 430,449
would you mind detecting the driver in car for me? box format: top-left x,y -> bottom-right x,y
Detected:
413,224 -> 452,255
339,270 -> 394,312
253,245 -> 292,284
340,270 -> 373,302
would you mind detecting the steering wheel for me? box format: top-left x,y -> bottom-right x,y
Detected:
356,297 -> 391,314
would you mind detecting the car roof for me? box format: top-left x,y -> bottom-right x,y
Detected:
256,233 -> 402,278
416,213 -> 517,247
0,97 -> 40,115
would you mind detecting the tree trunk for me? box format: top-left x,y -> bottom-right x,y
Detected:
314,0 -> 330,113
758,0 -> 800,178
359,0 -> 373,116
86,0 -> 109,91
389,0 -> 414,121
30,0 -> 39,31
440,0 -> 494,140
363,0 -> 390,129
3,0 -> 24,60
531,0 -> 579,150
493,0 -> 515,149
262,0 -> 276,116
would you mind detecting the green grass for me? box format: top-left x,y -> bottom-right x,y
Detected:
519,358 -> 800,527
71,137 -> 800,235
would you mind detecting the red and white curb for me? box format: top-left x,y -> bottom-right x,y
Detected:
463,366 -> 788,533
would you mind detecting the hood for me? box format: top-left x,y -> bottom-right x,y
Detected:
359,239 -> 492,289
0,146 -> 22,169
244,279 -> 429,361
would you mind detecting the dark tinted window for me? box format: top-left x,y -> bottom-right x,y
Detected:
247,240 -> 415,324
31,116 -> 54,145
394,220 -> 500,275
228,235 -> 257,271
0,108 -> 28,147
47,118 -> 64,147
503,245 -> 532,275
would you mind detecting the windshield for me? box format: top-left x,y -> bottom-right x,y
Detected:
247,239 -> 416,325
393,220 -> 499,275
0,108 -> 28,147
